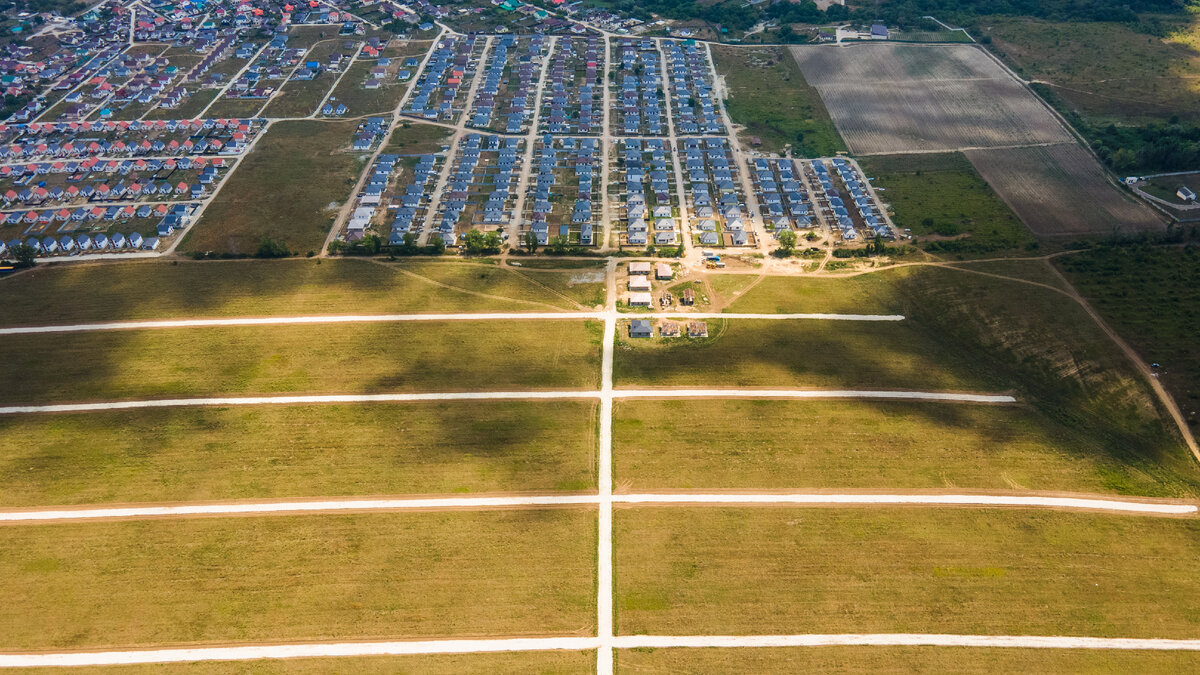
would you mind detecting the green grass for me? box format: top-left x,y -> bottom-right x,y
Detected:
0,510 -> 596,650
0,320 -> 602,403
617,647 -> 1200,673
711,45 -> 845,157
182,120 -> 362,255
947,258 -> 1074,292
612,318 -> 993,392
326,62 -> 407,116
982,17 -> 1200,125
385,121 -> 452,155
613,399 -> 1200,497
1058,245 -> 1200,425
0,399 -> 597,507
12,652 -> 596,674
714,273 -> 902,315
0,259 -> 603,326
700,266 -> 1197,486
615,507 -> 1200,637
261,40 -> 348,118
859,153 -> 1035,255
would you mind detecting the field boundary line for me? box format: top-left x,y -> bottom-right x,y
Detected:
7,633 -> 1200,667
0,312 -> 905,335
0,493 -> 1192,524
0,389 -> 1016,415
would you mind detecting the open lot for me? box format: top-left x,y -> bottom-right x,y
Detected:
712,267 -> 1195,485
983,17 -> 1200,125
0,510 -> 596,651
617,646 -> 1200,673
261,39 -> 348,118
0,320 -> 602,403
858,152 -> 1035,253
615,507 -> 1200,637
16,652 -> 597,675
385,121 -> 453,155
0,259 -> 604,326
790,43 -> 1071,155
0,399 -> 597,507
613,318 -> 995,392
964,143 -> 1164,237
1058,245 -> 1200,422
182,120 -> 363,255
711,45 -> 844,157
613,399 -> 1200,497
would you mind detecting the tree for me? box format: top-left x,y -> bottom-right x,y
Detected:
523,229 -> 539,253
777,228 -> 797,254
463,229 -> 487,255
484,230 -> 502,251
402,232 -> 418,248
550,235 -> 569,255
9,243 -> 36,268
255,236 -> 290,258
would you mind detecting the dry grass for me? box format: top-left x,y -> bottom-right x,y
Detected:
0,320 -> 602,403
0,510 -> 596,651
0,399 -> 597,507
964,144 -> 1164,237
790,43 -> 1071,155
617,646 -> 1200,673
615,507 -> 1200,637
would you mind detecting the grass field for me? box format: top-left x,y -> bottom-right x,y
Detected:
711,45 -> 844,157
983,17 -> 1200,125
385,121 -> 453,155
0,320 -> 602,403
182,120 -> 362,255
859,153 -> 1035,254
1058,245 -> 1200,424
964,144 -> 1164,237
16,652 -> 596,674
0,399 -> 597,507
0,259 -> 605,326
0,510 -> 596,650
617,646 -> 1200,673
791,43 -> 1071,155
612,398 -> 1200,497
948,258 -> 1074,292
615,507 -> 1200,637
612,318 -> 993,392
711,266 -> 1196,486
261,40 -> 347,118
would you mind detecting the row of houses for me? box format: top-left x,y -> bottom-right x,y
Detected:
539,36 -> 602,135
681,137 -> 750,247
1,174 -> 214,208
621,138 -> 678,247
613,38 -> 665,136
750,157 -> 815,233
469,34 -> 546,134
2,202 -> 196,234
524,136 -> 597,246
388,154 -> 441,245
433,133 -> 524,244
663,40 -> 723,135
629,319 -> 708,338
403,34 -> 481,123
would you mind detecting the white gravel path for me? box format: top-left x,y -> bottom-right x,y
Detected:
0,311 -> 904,335
0,493 -> 1190,523
5,634 -> 1200,667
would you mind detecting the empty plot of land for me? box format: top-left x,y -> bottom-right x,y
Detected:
615,507 -> 1200,638
965,144 -> 1164,236
790,43 -> 1071,154
616,646 -> 1200,673
0,510 -> 596,652
613,399 -> 1200,497
0,400 -> 597,507
8,652 -> 597,674
0,320 -> 601,404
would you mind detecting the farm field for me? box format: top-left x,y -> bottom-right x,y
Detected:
0,320 -> 602,403
964,143 -> 1164,237
182,120 -> 363,255
20,652 -> 597,674
790,43 -> 1071,155
616,646 -> 1200,673
0,399 -> 598,507
982,17 -> 1200,125
611,318 -> 993,393
711,45 -> 845,157
710,267 -> 1194,482
614,507 -> 1200,637
0,259 -> 605,326
612,399 -> 1200,497
858,152 -> 1035,254
0,510 -> 596,651
1058,245 -> 1200,422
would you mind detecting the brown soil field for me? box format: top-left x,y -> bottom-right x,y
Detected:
790,43 -> 1071,155
964,144 -> 1164,237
